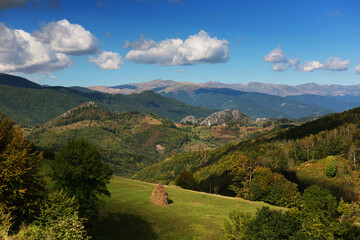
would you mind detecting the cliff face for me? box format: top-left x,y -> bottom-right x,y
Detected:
180,115 -> 198,124
181,109 -> 250,127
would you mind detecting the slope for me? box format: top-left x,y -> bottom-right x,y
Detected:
90,177 -> 283,240
159,86 -> 331,119
0,73 -> 217,125
28,103 -> 195,177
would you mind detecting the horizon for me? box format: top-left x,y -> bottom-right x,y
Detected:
0,0 -> 359,87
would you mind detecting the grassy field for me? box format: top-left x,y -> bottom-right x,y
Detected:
90,177 -> 283,240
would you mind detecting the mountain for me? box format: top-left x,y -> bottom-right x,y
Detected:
157,85 -> 331,119
203,81 -> 360,97
0,73 -> 42,89
28,102 -> 194,177
88,79 -> 177,95
286,94 -> 359,112
0,73 -> 216,125
180,109 -> 251,127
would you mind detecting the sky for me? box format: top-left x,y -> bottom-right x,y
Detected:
0,0 -> 359,87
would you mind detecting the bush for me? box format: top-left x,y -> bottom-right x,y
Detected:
249,167 -> 300,207
223,209 -> 252,240
325,156 -> 337,178
175,170 -> 198,190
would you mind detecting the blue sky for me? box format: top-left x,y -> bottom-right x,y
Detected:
0,0 -> 359,86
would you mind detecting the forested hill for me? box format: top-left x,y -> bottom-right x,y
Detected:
135,106 -> 360,202
0,73 -> 217,125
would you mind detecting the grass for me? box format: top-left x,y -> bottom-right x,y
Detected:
90,176 -> 283,240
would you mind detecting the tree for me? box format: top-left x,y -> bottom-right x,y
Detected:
51,139 -> 112,222
229,153 -> 256,198
175,170 -> 198,190
0,117 -> 44,223
301,185 -> 339,239
248,167 -> 300,207
347,145 -> 358,169
245,207 -> 304,240
223,209 -> 252,240
325,156 -> 337,178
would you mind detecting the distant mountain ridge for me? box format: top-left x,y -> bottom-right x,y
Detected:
89,79 -> 360,97
0,73 -> 217,125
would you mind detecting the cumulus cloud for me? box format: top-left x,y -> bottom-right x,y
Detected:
0,23 -> 71,74
89,51 -> 123,70
264,48 -> 287,63
264,47 -> 299,71
323,57 -> 350,71
299,61 -> 323,72
33,19 -> 97,55
355,61 -> 360,75
125,30 -> 229,65
265,47 -> 350,73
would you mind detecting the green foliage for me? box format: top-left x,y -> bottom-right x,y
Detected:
175,170 -> 198,190
223,209 -> 252,240
51,139 -> 112,222
325,156 -> 337,178
245,207 -> 304,240
0,117 -> 45,223
248,167 -> 300,207
300,185 -> 339,239
0,75 -> 216,125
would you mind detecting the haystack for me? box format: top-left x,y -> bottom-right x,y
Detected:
150,183 -> 169,206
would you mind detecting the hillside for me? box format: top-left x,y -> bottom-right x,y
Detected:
0,73 -> 216,125
29,103 -> 272,177
90,79 -> 360,115
90,177 -> 282,240
135,106 -> 360,201
158,86 -> 330,119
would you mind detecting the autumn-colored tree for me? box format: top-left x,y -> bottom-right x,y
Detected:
347,144 -> 359,169
0,117 -> 44,223
229,153 -> 256,198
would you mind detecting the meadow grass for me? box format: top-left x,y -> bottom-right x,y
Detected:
90,176 -> 283,240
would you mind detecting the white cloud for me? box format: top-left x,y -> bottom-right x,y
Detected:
125,30 -> 229,65
299,61 -> 323,72
272,63 -> 287,71
0,23 -> 71,74
33,19 -> 97,55
176,69 -> 185,73
264,48 -> 286,63
323,57 -> 350,71
0,0 -> 30,10
89,51 -> 123,70
264,47 -> 299,71
355,61 -> 360,75
265,47 -> 350,73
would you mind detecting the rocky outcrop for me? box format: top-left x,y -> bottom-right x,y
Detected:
180,115 -> 198,125
199,109 -> 249,127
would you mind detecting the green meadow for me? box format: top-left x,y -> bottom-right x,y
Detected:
90,177 -> 283,240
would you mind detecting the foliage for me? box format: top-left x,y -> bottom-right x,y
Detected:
0,117 -> 44,223
300,185 -> 340,239
51,139 -> 112,222
175,170 -> 198,190
245,207 -> 304,240
0,74 -> 216,125
223,209 -> 252,240
248,167 -> 300,207
325,156 -> 337,178
229,153 -> 256,198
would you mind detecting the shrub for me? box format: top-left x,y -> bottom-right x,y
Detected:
175,170 -> 198,190
325,156 -> 337,178
223,209 -> 252,240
